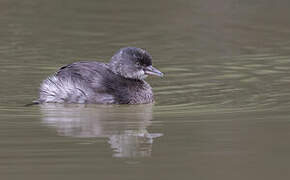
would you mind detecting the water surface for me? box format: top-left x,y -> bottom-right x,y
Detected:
1,0 -> 290,179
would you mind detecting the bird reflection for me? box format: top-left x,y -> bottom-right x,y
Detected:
40,103 -> 162,158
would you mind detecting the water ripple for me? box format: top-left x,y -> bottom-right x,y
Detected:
155,54 -> 290,113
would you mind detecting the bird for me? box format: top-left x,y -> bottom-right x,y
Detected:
34,47 -> 163,105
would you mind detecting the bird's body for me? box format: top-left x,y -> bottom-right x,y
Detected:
39,61 -> 153,104
36,47 -> 163,104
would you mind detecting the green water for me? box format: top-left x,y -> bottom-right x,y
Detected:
1,0 -> 290,179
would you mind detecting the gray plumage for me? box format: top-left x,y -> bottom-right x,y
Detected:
37,47 -> 163,104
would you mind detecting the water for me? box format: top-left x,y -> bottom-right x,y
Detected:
1,0 -> 290,179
